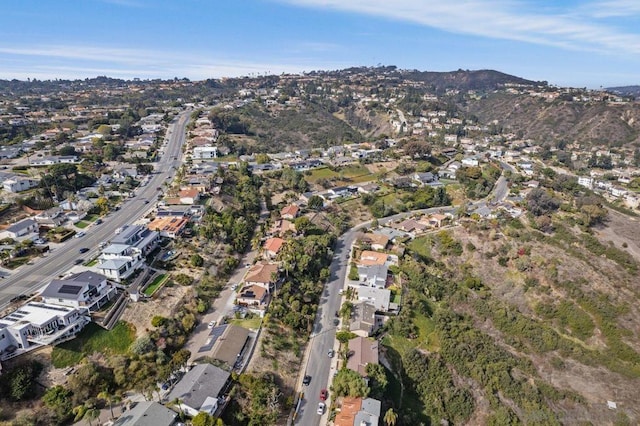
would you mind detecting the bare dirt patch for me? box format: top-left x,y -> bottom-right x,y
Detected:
593,209 -> 640,264
121,285 -> 192,338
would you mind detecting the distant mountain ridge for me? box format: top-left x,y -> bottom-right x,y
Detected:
607,86 -> 640,97
401,68 -> 544,92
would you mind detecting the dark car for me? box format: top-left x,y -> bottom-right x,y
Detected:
74,259 -> 84,265
320,389 -> 328,401
95,218 -> 103,224
302,375 -> 312,386
144,200 -> 149,204
79,247 -> 89,254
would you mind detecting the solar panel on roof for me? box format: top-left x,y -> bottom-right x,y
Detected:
58,285 -> 82,295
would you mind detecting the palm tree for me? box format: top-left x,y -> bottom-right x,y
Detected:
384,408 -> 398,426
83,406 -> 100,426
97,389 -> 121,420
169,397 -> 185,421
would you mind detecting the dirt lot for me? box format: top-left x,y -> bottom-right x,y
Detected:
594,209 -> 640,263
121,284 -> 192,338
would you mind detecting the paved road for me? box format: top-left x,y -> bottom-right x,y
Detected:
0,111 -> 191,309
295,206 -> 454,426
296,169 -> 511,425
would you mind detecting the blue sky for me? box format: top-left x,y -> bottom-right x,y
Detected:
2,0 -> 640,87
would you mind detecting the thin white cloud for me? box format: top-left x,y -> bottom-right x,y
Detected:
583,0 -> 640,18
278,0 -> 640,55
0,44 -> 350,80
99,0 -> 145,8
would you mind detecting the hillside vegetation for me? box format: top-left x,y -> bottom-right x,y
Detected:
464,93 -> 640,146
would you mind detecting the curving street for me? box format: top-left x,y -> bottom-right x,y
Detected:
0,111 -> 191,309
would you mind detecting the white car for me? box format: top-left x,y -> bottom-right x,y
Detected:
208,320 -> 216,329
317,402 -> 326,415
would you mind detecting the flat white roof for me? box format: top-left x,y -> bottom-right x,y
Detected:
0,302 -> 75,328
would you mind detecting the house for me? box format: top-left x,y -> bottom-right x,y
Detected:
462,156 -> 479,167
357,233 -> 389,251
2,176 -> 39,193
356,264 -> 389,288
210,325 -> 251,370
97,244 -> 144,283
0,302 -> 90,361
34,207 -> 66,228
236,284 -> 268,307
147,217 -> 188,238
394,218 -> 427,234
39,271 -> 116,312
425,213 -> 448,228
268,219 -> 296,237
357,183 -> 379,195
356,286 -> 391,311
165,364 -> 230,417
350,302 -> 382,337
178,188 -> 200,205
263,237 -> 285,259
111,225 -> 160,256
280,204 -> 299,220
243,262 -> 279,293
192,146 -> 218,159
0,218 -> 39,240
327,186 -> 352,198
346,336 -> 379,377
413,172 -> 437,185
357,251 -> 388,267
112,401 -> 177,426
334,397 -> 382,426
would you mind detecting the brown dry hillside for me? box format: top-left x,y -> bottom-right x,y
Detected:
464,93 -> 640,146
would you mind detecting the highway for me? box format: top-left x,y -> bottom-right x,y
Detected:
0,110 -> 191,309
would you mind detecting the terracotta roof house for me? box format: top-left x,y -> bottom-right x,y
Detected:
268,219 -> 296,237
263,237 -> 285,259
147,217 -> 188,238
280,204 -> 300,220
357,250 -> 388,267
244,262 -> 279,292
357,233 -> 389,251
334,397 -> 382,426
178,188 -> 200,205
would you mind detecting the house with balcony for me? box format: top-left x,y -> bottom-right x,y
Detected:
111,225 -> 160,256
165,364 -> 230,417
96,244 -> 144,283
0,302 -> 90,361
2,176 -> 40,193
39,271 -> 117,312
243,262 -> 279,293
0,218 -> 39,240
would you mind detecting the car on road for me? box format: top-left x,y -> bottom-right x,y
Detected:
333,318 -> 340,326
95,218 -> 103,225
320,389 -> 328,401
74,259 -> 84,265
79,247 -> 89,254
327,349 -> 335,358
75,232 -> 85,238
208,320 -> 216,328
317,402 -> 325,415
144,200 -> 149,204
303,375 -> 312,386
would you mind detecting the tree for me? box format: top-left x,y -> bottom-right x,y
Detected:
83,405 -> 100,426
190,253 -> 204,267
384,408 -> 398,426
192,412 -> 223,426
96,197 -> 110,215
43,385 -> 73,421
331,368 -> 369,398
308,195 -> 324,211
97,390 -> 121,420
526,188 -> 559,216
365,363 -> 388,398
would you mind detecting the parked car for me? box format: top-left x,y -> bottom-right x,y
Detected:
208,320 -> 216,329
317,402 -> 325,415
74,259 -> 84,265
327,349 -> 335,358
303,375 -> 312,386
320,389 -> 328,401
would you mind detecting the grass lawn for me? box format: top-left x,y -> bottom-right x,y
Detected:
51,321 -> 135,368
408,236 -> 433,259
75,221 -> 90,229
230,317 -> 262,330
87,258 -> 98,267
143,274 -> 168,296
